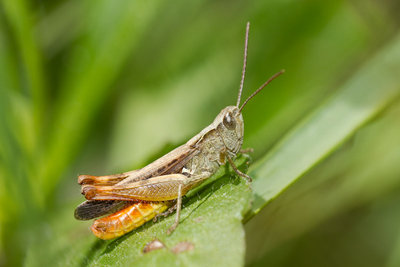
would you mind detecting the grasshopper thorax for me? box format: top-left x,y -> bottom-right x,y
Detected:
214,106 -> 244,154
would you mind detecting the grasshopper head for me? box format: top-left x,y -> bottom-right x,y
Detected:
214,106 -> 244,154
213,22 -> 284,155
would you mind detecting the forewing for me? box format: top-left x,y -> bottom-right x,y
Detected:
81,173 -> 191,201
76,143 -> 198,219
117,143 -> 198,185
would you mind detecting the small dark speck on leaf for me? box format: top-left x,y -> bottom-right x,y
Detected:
194,216 -> 203,223
171,241 -> 195,254
143,239 -> 166,254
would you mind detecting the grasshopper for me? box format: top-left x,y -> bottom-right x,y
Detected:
74,22 -> 284,240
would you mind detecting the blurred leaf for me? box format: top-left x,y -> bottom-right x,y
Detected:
39,0 -> 163,204
0,2 -> 38,234
245,1 -> 376,157
1,0 -> 47,139
109,50 -> 242,170
250,189 -> 400,267
246,99 -> 400,264
248,30 -> 400,216
388,225 -> 400,267
35,0 -> 85,56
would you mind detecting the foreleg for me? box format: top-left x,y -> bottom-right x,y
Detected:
226,155 -> 252,183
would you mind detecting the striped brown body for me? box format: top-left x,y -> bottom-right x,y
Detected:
91,201 -> 170,240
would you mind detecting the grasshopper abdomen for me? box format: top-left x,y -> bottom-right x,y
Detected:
91,201 -> 171,240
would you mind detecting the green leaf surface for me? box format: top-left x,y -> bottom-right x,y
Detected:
25,157 -> 251,267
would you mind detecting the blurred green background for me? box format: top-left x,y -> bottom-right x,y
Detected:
1,0 -> 400,266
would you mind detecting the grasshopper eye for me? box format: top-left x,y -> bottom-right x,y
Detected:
223,114 -> 236,130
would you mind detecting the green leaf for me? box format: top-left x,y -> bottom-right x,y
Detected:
25,157 -> 251,267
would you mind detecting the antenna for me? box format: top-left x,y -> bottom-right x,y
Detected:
236,22 -> 250,107
239,69 -> 285,112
